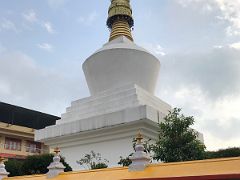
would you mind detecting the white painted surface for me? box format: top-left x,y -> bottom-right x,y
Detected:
35,84 -> 171,141
46,154 -> 65,178
34,36 -> 204,170
83,36 -> 160,95
58,84 -> 171,125
0,162 -> 9,180
35,85 -> 172,170
38,119 -> 160,170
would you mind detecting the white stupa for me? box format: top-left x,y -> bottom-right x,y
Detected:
35,0 -> 179,170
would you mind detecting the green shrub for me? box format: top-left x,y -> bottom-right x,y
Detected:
77,151 -> 109,170
205,147 -> 240,159
5,154 -> 72,177
5,159 -> 24,177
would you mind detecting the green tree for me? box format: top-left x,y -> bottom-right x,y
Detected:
118,154 -> 133,167
205,147 -> 240,159
5,154 -> 72,177
118,138 -> 152,167
5,159 -> 24,177
21,154 -> 72,175
76,151 -> 109,170
153,108 -> 206,162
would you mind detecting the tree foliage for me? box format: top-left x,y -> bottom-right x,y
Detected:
205,147 -> 240,159
5,154 -> 72,177
118,154 -> 133,167
76,151 -> 109,170
153,108 -> 206,162
21,154 -> 72,175
118,138 -> 152,167
5,159 -> 24,177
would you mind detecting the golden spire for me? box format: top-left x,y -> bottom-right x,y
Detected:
136,131 -> 143,144
54,147 -> 60,155
0,157 -> 5,164
107,0 -> 134,41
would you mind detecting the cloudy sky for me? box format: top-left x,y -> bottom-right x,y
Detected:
0,0 -> 240,150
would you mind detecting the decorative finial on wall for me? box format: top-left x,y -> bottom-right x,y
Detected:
129,132 -> 151,171
136,131 -> 143,144
0,157 -> 9,180
46,147 -> 65,178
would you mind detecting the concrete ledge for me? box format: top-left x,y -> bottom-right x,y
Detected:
58,84 -> 171,124
35,105 -> 166,142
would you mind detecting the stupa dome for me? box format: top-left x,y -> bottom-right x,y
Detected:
83,36 -> 160,95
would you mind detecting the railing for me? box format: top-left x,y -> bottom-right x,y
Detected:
0,143 -> 47,154
25,147 -> 41,153
4,143 -> 21,151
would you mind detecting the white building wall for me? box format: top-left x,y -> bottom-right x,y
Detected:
61,137 -> 134,170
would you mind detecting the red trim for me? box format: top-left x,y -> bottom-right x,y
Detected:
0,153 -> 26,159
126,174 -> 240,180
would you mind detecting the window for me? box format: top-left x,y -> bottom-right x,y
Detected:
26,141 -> 41,153
5,137 -> 21,151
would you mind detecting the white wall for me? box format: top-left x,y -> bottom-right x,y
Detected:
61,136 -> 134,170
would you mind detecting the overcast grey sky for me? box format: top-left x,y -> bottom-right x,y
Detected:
0,0 -> 240,150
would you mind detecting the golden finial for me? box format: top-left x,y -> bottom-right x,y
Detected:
136,131 -> 143,144
0,157 -> 5,164
106,0 -> 134,41
54,147 -> 60,155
